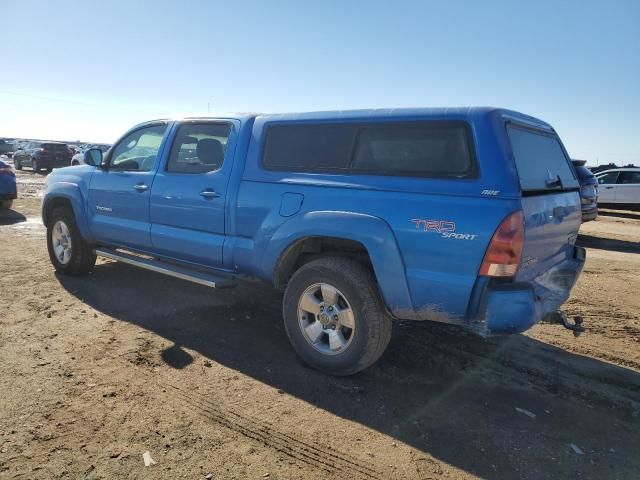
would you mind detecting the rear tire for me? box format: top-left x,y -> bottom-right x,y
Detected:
0,199 -> 13,209
283,256 -> 392,376
46,207 -> 96,275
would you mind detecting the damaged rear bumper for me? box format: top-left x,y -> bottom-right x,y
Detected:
469,246 -> 586,335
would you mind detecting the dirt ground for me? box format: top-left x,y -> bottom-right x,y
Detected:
1,166 -> 639,479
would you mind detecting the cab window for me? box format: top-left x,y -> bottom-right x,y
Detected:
109,124 -> 168,171
597,171 -> 619,184
167,123 -> 231,174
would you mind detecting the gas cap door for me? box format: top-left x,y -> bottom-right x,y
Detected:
279,192 -> 304,217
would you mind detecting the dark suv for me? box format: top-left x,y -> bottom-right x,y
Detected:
14,142 -> 72,172
572,160 -> 598,221
0,139 -> 14,158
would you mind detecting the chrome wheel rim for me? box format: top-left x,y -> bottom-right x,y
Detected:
51,220 -> 72,265
297,283 -> 356,355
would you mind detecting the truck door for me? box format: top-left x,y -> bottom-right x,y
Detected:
87,123 -> 169,250
596,170 -> 620,203
149,120 -> 238,268
616,170 -> 640,205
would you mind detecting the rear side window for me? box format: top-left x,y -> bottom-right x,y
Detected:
618,171 -> 640,184
507,125 -> 579,192
262,121 -> 475,178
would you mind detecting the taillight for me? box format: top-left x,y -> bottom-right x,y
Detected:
479,211 -> 524,277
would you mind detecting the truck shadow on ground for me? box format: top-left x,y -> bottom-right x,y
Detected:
578,234 -> 640,254
57,262 -> 640,479
598,209 -> 640,221
0,208 -> 26,226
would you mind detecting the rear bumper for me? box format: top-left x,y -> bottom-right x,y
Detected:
470,246 -> 586,335
582,207 -> 598,222
581,206 -> 598,222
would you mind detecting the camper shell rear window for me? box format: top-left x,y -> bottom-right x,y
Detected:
507,124 -> 579,193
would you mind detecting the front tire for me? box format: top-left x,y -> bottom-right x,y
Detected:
32,158 -> 40,172
14,158 -> 21,170
46,207 -> 96,275
283,257 -> 392,376
0,199 -> 13,209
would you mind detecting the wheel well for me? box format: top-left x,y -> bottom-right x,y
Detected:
273,236 -> 373,289
43,197 -> 73,227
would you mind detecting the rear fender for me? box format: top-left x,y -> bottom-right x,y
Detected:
262,211 -> 415,318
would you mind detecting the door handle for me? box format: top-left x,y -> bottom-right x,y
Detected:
604,186 -> 614,189
200,189 -> 220,199
134,184 -> 149,192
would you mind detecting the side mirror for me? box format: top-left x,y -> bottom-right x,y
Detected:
84,148 -> 103,167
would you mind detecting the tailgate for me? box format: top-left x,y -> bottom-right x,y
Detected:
518,192 -> 582,281
506,123 -> 582,281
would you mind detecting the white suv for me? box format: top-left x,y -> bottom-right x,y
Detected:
70,144 -> 111,166
596,167 -> 640,208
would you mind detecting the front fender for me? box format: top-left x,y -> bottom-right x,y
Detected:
42,169 -> 93,241
262,211 -> 416,319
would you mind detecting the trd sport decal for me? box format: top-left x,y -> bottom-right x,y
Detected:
411,219 -> 478,240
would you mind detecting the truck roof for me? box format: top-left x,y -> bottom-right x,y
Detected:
150,107 -> 553,130
596,167 -> 640,172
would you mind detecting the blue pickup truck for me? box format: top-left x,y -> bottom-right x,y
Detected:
42,108 -> 585,375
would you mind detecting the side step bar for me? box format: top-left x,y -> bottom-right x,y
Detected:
94,248 -> 236,289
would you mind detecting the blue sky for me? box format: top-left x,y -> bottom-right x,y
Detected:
0,0 -> 638,165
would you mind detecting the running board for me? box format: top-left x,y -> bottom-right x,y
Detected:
94,248 -> 236,289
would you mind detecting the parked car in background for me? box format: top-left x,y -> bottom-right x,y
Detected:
0,158 -> 17,209
12,141 -> 29,153
572,159 -> 598,221
42,108 -> 586,375
595,167 -> 640,209
71,144 -> 111,166
0,139 -> 14,158
590,163 -> 638,175
13,142 -> 72,172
